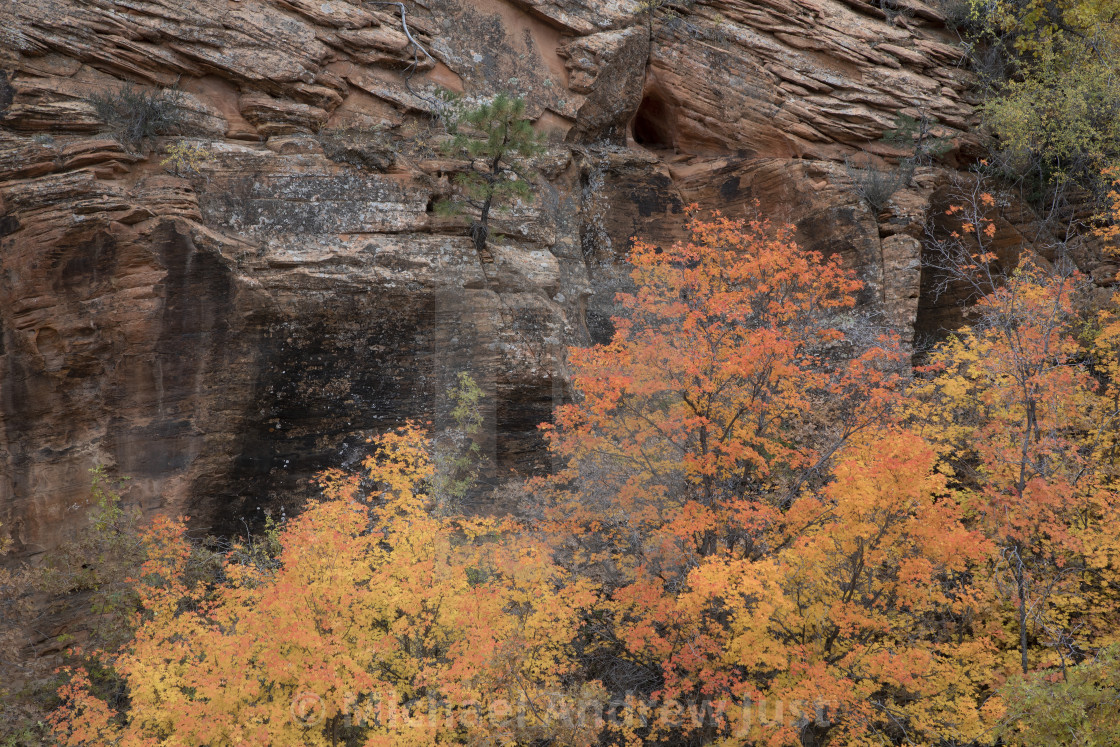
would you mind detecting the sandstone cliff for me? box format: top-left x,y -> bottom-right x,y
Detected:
0,0 -> 1099,556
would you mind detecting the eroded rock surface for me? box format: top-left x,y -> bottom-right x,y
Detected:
0,0 -> 1102,557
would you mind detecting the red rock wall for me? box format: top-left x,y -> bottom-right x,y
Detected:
0,0 -> 1089,557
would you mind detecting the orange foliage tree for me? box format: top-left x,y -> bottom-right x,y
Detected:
541,209 -> 903,582
535,211 -> 993,743
51,425 -> 601,746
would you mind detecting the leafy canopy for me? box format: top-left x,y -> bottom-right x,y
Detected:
50,425 -> 600,747
970,0 -> 1120,200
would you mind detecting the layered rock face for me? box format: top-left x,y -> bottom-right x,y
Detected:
0,0 -> 1071,556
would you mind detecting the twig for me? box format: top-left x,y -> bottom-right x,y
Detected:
363,2 -> 445,114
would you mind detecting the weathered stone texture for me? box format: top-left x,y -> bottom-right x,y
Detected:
0,0 -> 1107,558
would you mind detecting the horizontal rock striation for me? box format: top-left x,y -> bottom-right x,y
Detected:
0,0 -> 1105,558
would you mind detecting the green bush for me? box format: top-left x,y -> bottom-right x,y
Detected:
964,0 -> 1120,205
997,645 -> 1120,746
982,44 -> 1120,203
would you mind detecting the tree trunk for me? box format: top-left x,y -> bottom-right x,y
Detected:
1017,557 -> 1030,674
472,194 -> 493,254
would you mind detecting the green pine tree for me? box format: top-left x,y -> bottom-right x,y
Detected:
440,94 -> 543,254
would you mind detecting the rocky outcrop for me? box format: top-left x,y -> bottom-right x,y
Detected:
0,0 -> 1104,557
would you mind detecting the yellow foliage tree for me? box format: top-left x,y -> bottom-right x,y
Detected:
912,243 -> 1120,681
51,425 -> 601,746
610,432 -> 995,745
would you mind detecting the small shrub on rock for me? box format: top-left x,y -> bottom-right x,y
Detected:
159,140 -> 208,176
88,83 -> 185,150
844,156 -> 915,213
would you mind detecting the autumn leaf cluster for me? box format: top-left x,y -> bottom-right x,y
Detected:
49,205 -> 1120,746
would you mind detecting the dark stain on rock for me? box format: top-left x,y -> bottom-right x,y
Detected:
496,378 -> 555,476
0,71 -> 13,115
719,175 -> 741,201
214,291 -> 445,533
585,307 -> 616,346
58,231 -> 117,294
151,223 -> 232,404
0,354 -> 34,554
114,420 -> 196,476
629,173 -> 678,217
318,135 -> 396,171
106,222 -> 241,508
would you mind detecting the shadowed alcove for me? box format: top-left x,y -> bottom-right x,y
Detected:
631,88 -> 677,151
